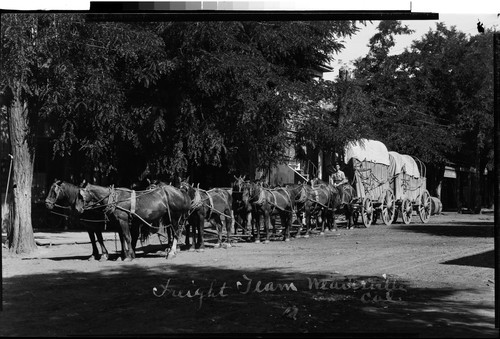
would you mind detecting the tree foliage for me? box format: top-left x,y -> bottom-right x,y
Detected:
352,21 -> 493,171
2,15 -> 362,183
143,21 -> 360,177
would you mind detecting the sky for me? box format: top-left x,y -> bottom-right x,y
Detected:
1,0 -> 499,81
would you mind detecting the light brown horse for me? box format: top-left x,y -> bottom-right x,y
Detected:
242,181 -> 297,243
79,182 -> 190,261
180,181 -> 234,250
298,179 -> 337,236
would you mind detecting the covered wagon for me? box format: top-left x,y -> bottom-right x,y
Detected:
344,139 -> 396,227
388,152 -> 431,224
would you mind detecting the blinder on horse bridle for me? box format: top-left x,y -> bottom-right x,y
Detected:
45,180 -> 62,208
79,185 -> 113,212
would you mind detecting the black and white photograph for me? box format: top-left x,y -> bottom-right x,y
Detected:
1,0 -> 498,336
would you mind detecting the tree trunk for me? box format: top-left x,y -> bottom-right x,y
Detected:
7,96 -> 37,254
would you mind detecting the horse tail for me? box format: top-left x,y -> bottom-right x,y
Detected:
139,222 -> 153,242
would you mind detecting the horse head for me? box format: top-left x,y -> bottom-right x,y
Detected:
241,181 -> 257,204
179,180 -> 197,200
46,179 -> 86,213
232,175 -> 248,192
78,183 -> 110,213
45,179 -> 64,210
295,182 -> 310,204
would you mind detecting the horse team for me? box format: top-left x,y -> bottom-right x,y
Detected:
44,176 -> 356,262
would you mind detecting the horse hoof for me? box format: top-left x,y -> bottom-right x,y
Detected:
87,255 -> 96,261
264,240 -> 270,244
123,257 -> 133,262
99,254 -> 109,262
166,252 -> 177,259
304,234 -> 310,238
320,232 -> 324,235
226,243 -> 232,248
187,248 -> 195,252
196,248 -> 205,253
284,238 -> 290,242
254,240 -> 261,244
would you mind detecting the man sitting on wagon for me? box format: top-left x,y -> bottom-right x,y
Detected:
329,163 -> 350,203
329,164 -> 348,187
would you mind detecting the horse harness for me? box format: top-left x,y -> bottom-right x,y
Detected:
308,186 -> 332,211
254,187 -> 293,213
90,185 -> 178,232
199,188 -> 234,220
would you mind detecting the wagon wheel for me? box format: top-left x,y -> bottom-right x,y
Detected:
361,197 -> 374,228
401,198 -> 412,225
381,190 -> 396,226
418,189 -> 432,223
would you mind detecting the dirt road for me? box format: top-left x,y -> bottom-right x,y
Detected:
1,212 -> 496,337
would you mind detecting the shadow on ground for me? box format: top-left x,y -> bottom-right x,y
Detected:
442,250 -> 495,269
1,261 -> 496,337
392,222 -> 494,238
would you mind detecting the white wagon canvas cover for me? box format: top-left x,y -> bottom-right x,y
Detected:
389,151 -> 425,201
344,139 -> 391,202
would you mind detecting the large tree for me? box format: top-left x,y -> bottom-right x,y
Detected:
1,14 -> 169,253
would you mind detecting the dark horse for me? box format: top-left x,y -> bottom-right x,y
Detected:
142,181 -> 192,257
308,178 -> 356,232
180,181 -> 234,250
242,181 -> 299,242
79,182 -> 190,261
45,180 -> 111,261
332,182 -> 356,230
231,176 -> 253,236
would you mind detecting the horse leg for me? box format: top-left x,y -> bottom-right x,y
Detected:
347,205 -> 354,230
304,206 -> 312,238
87,230 -> 99,261
318,208 -> 326,235
226,210 -> 234,247
116,214 -> 135,261
331,207 -> 337,232
95,229 -> 109,261
245,211 -> 252,240
283,211 -> 291,242
166,219 -> 180,259
117,229 -> 125,259
196,213 -> 205,251
294,210 -> 303,238
213,215 -> 223,248
185,217 -> 193,251
263,207 -> 271,244
130,223 -> 140,253
253,209 -> 261,243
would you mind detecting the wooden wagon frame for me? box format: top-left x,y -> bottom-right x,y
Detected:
388,152 -> 432,224
344,139 -> 397,228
